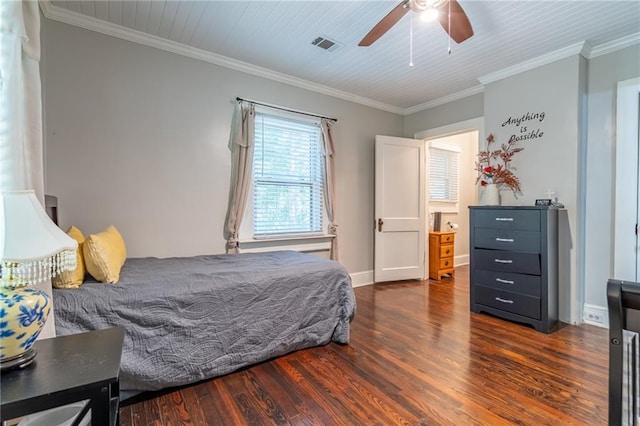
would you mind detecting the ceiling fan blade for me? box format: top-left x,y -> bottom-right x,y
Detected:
438,0 -> 474,44
359,0 -> 410,47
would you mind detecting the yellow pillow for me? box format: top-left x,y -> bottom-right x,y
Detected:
83,225 -> 127,284
52,226 -> 86,289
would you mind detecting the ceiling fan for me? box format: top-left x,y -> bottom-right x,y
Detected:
359,0 -> 474,47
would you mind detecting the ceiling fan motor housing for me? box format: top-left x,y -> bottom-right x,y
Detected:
410,0 -> 448,13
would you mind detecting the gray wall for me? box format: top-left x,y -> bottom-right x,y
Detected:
403,93 -> 484,138
41,19 -> 403,276
484,55 -> 587,324
405,46 -> 640,325
42,16 -> 640,314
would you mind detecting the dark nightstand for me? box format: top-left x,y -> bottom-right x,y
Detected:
1,327 -> 125,426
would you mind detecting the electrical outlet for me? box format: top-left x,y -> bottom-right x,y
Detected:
584,308 -> 604,324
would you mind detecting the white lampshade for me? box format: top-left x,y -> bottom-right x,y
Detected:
0,190 -> 77,287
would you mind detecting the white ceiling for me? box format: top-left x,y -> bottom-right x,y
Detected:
44,1 -> 640,114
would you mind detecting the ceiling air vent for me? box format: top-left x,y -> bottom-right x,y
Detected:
311,36 -> 342,52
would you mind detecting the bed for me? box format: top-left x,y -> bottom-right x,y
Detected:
53,250 -> 356,393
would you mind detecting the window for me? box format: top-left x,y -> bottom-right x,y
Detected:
252,112 -> 324,238
429,141 -> 460,207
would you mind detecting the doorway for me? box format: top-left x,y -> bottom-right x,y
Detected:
416,117 -> 484,268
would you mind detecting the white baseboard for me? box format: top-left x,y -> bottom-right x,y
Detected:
350,270 -> 374,287
583,303 -> 608,328
454,255 -> 469,267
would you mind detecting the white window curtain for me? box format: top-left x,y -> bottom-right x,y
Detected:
0,1 -> 43,195
320,119 -> 339,260
0,1 -> 55,338
223,100 -> 255,253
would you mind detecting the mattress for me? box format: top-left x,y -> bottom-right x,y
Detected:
53,251 -> 355,392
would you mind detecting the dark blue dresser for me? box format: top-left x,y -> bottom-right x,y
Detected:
469,206 -> 559,333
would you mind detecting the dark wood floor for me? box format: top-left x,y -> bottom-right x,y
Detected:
120,265 -> 608,425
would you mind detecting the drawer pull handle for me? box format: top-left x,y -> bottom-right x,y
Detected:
495,297 -> 514,304
445,249 -> 450,254
496,278 -> 515,284
495,217 -> 514,222
495,238 -> 514,243
494,259 -> 513,264
444,261 -> 449,266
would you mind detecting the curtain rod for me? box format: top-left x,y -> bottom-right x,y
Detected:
236,97 -> 337,122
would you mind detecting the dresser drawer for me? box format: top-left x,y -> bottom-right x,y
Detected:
437,233 -> 454,244
439,245 -> 454,258
474,209 -> 540,231
474,270 -> 541,297
474,228 -> 540,252
439,257 -> 454,270
475,285 -> 541,320
474,249 -> 541,275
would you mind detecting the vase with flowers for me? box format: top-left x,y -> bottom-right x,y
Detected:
475,133 -> 523,205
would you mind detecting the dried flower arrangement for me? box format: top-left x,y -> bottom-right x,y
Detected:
475,133 -> 523,196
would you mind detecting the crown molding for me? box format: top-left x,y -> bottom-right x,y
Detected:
38,1 -> 640,116
478,41 -> 589,85
38,0 -> 404,116
402,85 -> 484,116
589,32 -> 640,59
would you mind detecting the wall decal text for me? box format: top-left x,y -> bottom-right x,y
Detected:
502,111 -> 546,143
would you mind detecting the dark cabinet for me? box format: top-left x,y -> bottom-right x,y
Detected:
469,206 -> 559,333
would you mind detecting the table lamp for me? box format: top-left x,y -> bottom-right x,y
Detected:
0,190 -> 78,371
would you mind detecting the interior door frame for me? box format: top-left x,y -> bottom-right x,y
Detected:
415,117 -> 485,267
614,77 -> 640,281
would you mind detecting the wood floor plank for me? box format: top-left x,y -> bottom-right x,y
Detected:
121,265 -> 609,425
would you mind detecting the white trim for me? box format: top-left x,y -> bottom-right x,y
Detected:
614,77 -> 640,281
428,201 -> 459,214
479,42 -> 590,85
350,270 -> 374,288
583,304 -> 608,328
402,86 -> 485,116
429,140 -> 461,152
239,241 -> 331,254
239,235 -> 335,244
38,0 -> 404,115
589,32 -> 640,59
39,1 -> 640,116
415,117 -> 484,140
454,254 -> 469,267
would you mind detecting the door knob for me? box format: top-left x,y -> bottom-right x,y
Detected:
377,218 -> 384,232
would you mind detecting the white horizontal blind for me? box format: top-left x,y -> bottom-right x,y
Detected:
253,113 -> 324,237
429,146 -> 459,202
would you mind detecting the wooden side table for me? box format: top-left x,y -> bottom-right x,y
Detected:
1,327 -> 125,426
429,231 -> 455,280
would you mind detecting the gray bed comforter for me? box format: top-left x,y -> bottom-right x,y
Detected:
53,251 -> 355,391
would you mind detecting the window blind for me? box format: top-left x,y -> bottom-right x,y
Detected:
253,113 -> 324,237
429,145 -> 460,202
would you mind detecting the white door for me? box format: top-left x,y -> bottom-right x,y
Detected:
374,135 -> 426,282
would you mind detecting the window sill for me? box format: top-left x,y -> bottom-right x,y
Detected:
238,234 -> 335,254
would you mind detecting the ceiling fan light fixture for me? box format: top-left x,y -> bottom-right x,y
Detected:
420,7 -> 439,22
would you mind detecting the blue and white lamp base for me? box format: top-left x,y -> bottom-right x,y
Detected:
0,286 -> 51,371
